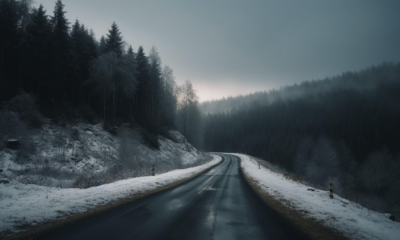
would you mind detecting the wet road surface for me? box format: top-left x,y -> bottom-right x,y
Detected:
39,154 -> 310,240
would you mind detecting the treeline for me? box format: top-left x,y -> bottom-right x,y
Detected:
0,0 -> 203,148
201,63 -> 400,115
204,63 -> 400,214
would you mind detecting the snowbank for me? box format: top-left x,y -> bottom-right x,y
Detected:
0,154 -> 221,236
233,153 -> 400,240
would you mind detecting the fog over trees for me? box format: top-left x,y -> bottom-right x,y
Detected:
0,0 -> 203,148
203,62 -> 400,215
201,63 -> 400,115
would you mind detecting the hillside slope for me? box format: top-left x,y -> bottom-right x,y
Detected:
0,121 -> 209,189
0,119 -> 216,237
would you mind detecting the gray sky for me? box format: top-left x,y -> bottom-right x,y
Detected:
35,0 -> 400,102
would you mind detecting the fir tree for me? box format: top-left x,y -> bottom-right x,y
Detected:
99,36 -> 106,55
71,20 -> 98,105
105,22 -> 124,57
89,52 -> 137,127
161,66 -> 178,129
23,4 -> 53,98
134,46 -> 150,129
19,0 -> 34,32
127,45 -> 134,57
50,0 -> 77,97
148,46 -> 163,133
0,0 -> 20,97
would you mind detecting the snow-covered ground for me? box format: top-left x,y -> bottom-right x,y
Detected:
0,122 -> 204,188
234,153 -> 400,240
0,154 -> 221,236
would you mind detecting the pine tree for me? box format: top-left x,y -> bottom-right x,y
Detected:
127,45 -> 134,57
104,22 -> 124,57
117,45 -> 136,122
70,20 -> 82,104
148,46 -> 163,133
134,46 -> 150,129
16,0 -> 34,88
19,0 -> 34,32
89,52 -> 137,127
0,0 -> 21,100
99,36 -> 106,55
84,28 -> 98,102
161,66 -> 177,129
23,4 -> 53,98
50,0 -> 76,97
71,20 -> 98,105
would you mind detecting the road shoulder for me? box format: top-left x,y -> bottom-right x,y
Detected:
3,155 -> 223,240
235,154 -> 348,240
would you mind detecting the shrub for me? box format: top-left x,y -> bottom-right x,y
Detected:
359,150 -> 399,197
0,110 -> 27,149
5,92 -> 44,128
76,104 -> 97,124
140,130 -> 160,150
15,137 -> 36,163
67,126 -> 80,141
41,96 -> 76,125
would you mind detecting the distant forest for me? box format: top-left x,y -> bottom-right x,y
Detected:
0,0 -> 203,148
201,64 -> 400,115
203,63 -> 400,215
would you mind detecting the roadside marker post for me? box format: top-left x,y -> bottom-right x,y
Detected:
329,183 -> 333,199
283,172 -> 288,179
152,165 -> 155,176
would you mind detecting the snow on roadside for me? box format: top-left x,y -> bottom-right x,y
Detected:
233,153 -> 400,240
0,154 -> 222,236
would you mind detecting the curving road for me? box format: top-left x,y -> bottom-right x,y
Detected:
39,154 -> 310,240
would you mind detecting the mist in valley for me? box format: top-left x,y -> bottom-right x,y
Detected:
202,62 -> 400,219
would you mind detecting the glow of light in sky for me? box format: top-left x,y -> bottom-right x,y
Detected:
194,79 -> 276,102
34,0 -> 400,102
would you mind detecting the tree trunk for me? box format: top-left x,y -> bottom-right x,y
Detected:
19,41 -> 23,89
36,75 -> 41,100
113,89 -> 115,126
71,77 -> 75,104
0,42 -> 4,83
103,89 -> 106,122
79,76 -> 82,104
150,90 -> 154,133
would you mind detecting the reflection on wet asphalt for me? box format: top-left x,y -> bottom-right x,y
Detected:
40,154 -> 311,240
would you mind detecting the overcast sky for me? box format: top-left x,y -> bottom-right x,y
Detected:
35,0 -> 400,102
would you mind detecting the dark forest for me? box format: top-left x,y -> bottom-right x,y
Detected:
203,63 -> 400,214
0,0 -> 203,148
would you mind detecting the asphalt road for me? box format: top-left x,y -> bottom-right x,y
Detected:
39,154 -> 310,240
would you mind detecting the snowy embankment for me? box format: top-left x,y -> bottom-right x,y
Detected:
0,122 -> 206,189
233,153 -> 400,240
0,154 -> 221,236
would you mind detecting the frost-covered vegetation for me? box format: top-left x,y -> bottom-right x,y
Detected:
0,93 -> 211,190
0,155 -> 221,238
